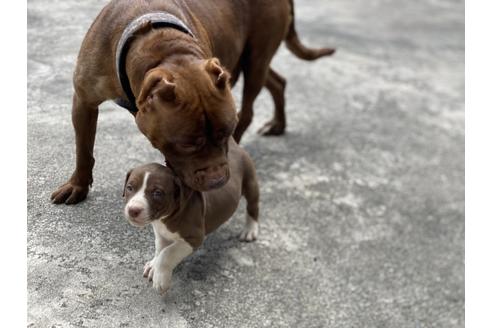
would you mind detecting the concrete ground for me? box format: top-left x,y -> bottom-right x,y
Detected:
27,0 -> 464,327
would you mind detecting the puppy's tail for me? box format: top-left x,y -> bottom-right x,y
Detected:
285,0 -> 336,60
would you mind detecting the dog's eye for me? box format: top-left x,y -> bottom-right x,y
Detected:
177,143 -> 199,153
218,136 -> 227,145
152,190 -> 163,198
177,137 -> 205,152
126,185 -> 133,192
195,137 -> 205,147
179,143 -> 197,150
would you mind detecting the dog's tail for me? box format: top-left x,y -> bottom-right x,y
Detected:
285,0 -> 336,60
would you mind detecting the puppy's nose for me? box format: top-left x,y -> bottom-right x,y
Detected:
128,206 -> 142,218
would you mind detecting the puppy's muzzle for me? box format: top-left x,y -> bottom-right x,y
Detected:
128,206 -> 143,218
125,204 -> 148,227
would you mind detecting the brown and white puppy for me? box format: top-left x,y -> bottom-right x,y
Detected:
51,0 -> 334,205
123,139 -> 259,294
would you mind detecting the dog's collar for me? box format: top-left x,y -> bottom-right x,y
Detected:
115,12 -> 195,114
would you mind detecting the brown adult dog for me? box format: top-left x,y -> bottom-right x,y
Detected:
123,138 -> 259,293
51,0 -> 335,204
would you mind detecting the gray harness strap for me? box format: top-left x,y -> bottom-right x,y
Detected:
115,12 -> 195,114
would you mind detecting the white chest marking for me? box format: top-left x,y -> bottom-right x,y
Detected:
152,220 -> 181,242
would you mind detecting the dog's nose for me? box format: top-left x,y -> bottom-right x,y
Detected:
128,206 -> 142,218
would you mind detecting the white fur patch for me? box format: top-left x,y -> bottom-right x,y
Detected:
125,172 -> 150,226
144,219 -> 193,294
151,219 -> 181,242
150,239 -> 193,294
239,215 -> 259,242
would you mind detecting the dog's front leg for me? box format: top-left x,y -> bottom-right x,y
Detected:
51,93 -> 99,204
143,225 -> 173,279
152,239 -> 193,294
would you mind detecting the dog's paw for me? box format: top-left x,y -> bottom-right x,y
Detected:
239,218 -> 259,242
257,120 -> 285,136
51,181 -> 89,205
143,259 -> 155,280
152,268 -> 173,295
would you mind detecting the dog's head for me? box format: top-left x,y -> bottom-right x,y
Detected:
122,163 -> 189,227
134,58 -> 237,192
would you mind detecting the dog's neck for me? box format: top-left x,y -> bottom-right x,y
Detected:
159,187 -> 205,226
125,29 -> 208,98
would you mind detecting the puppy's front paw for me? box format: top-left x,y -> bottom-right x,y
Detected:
143,259 -> 155,280
239,218 -> 259,242
152,268 -> 172,295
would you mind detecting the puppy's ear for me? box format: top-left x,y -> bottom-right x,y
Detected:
122,169 -> 132,197
136,68 -> 176,110
205,58 -> 230,90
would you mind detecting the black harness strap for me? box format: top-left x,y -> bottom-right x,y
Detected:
115,12 -> 195,114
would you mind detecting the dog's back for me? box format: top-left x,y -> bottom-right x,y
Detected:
76,0 -> 291,89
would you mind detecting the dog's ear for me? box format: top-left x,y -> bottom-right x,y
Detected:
136,68 -> 176,110
122,169 -> 133,197
205,58 -> 230,90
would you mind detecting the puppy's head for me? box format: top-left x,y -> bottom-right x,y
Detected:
123,163 -> 185,227
134,58 -> 237,192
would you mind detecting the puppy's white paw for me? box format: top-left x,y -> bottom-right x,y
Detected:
143,258 -> 155,280
239,217 -> 259,242
152,268 -> 172,295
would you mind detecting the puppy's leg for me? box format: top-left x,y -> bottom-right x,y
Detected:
152,239 -> 193,294
51,93 -> 99,204
143,226 -> 172,279
240,167 -> 260,242
240,214 -> 259,242
258,68 -> 287,136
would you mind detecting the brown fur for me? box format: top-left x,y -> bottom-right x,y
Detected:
51,0 -> 334,204
123,138 -> 259,249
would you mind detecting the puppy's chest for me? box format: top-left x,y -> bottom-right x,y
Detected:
151,220 -> 181,241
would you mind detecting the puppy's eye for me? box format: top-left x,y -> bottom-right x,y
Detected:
152,190 -> 163,198
126,185 -> 134,192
